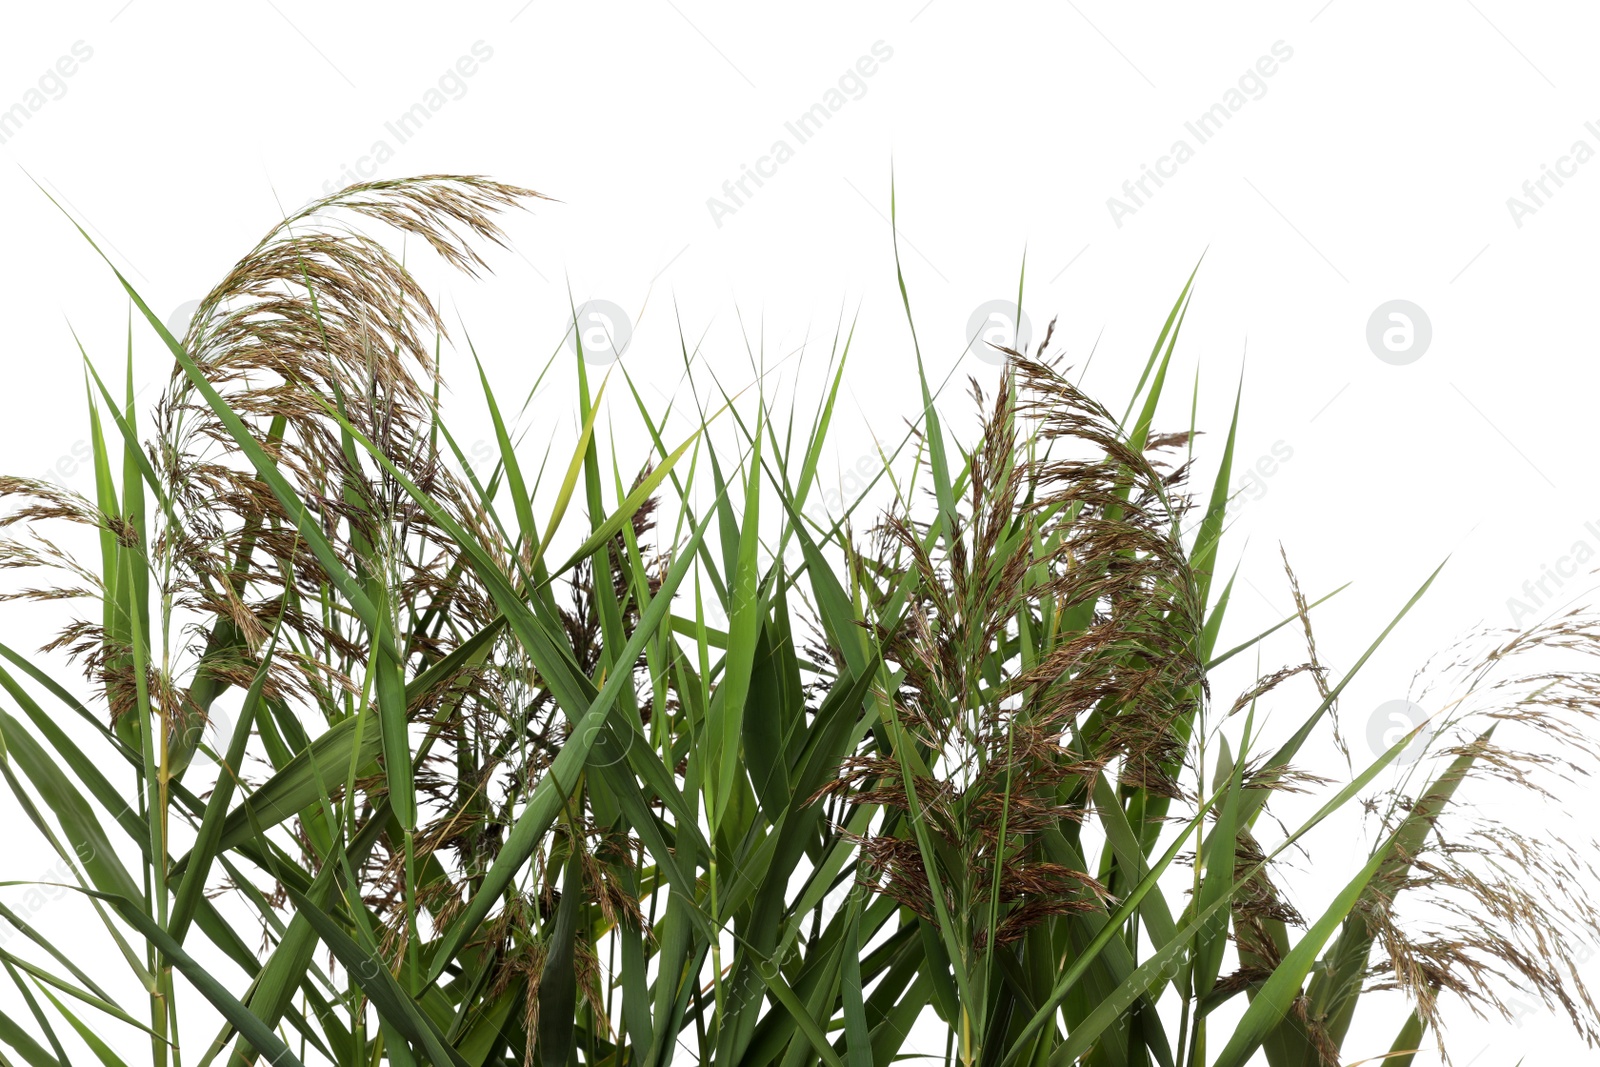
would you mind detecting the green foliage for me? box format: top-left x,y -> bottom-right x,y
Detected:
0,175 -> 1596,1067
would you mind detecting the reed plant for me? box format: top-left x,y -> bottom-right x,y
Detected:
0,176 -> 1596,1066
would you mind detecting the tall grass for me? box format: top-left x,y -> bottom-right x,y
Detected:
0,175 -> 1597,1066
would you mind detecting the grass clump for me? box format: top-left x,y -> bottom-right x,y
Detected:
0,175 -> 1596,1067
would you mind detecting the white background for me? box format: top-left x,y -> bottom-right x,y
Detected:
3,2 -> 1599,1063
